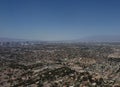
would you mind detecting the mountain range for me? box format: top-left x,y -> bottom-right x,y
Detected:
0,37 -> 27,42
0,35 -> 120,42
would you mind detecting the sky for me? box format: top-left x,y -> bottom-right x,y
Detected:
0,0 -> 120,41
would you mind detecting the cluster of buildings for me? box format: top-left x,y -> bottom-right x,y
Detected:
0,42 -> 120,87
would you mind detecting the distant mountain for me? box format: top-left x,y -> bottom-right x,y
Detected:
0,35 -> 120,43
0,37 -> 27,42
79,35 -> 120,42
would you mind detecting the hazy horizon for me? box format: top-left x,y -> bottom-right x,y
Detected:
0,0 -> 120,41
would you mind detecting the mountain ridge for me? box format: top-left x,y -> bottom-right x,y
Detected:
0,35 -> 120,42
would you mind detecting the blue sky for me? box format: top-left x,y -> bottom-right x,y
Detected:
0,0 -> 120,41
